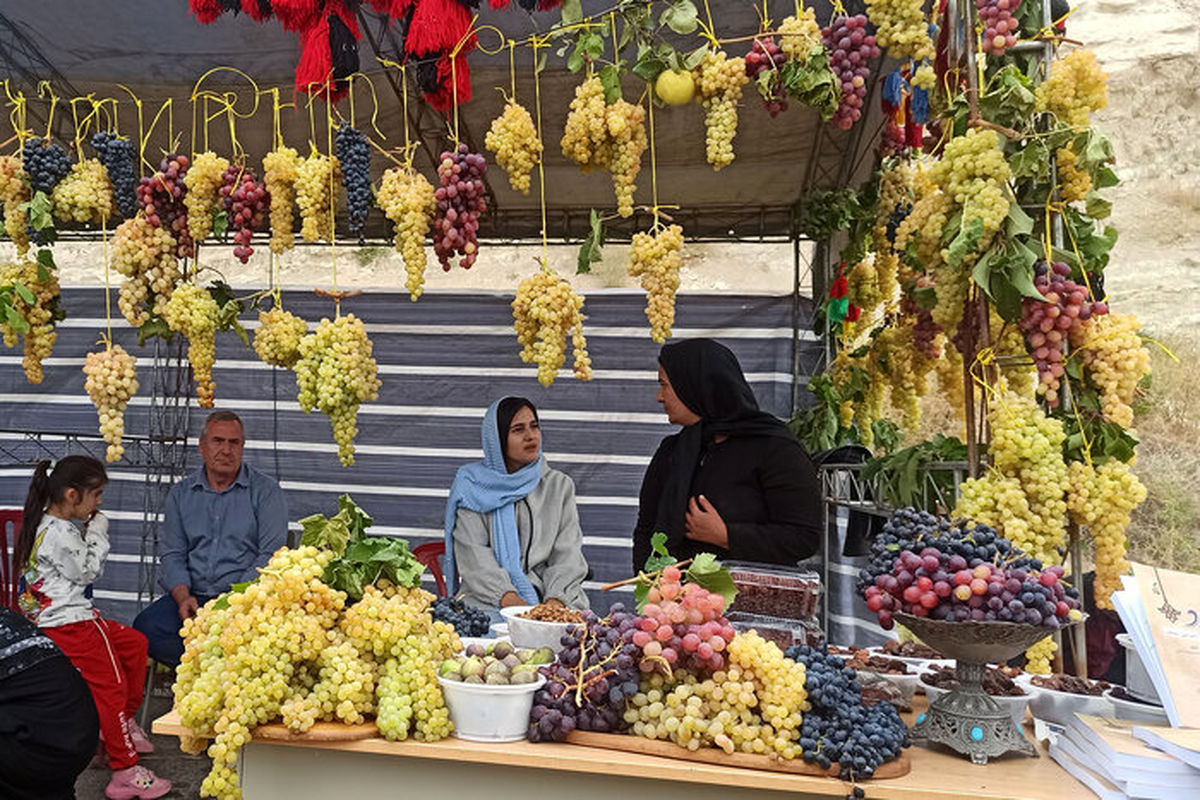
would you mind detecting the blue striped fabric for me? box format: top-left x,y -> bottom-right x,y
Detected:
1,287 -> 819,623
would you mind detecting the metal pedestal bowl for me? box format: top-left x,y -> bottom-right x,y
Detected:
897,613 -> 1081,765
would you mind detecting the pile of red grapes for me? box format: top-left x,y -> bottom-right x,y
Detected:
858,508 -> 1081,630
744,36 -> 788,117
219,164 -> 269,264
631,564 -> 736,674
822,14 -> 880,131
137,154 -> 194,259
433,144 -> 486,270
902,294 -> 942,358
528,604 -> 644,742
977,0 -> 1021,56
1019,260 -> 1108,406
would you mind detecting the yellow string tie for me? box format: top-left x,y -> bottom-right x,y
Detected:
37,81 -> 57,141
531,36 -> 549,260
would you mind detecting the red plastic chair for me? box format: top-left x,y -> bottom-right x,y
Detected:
0,508 -> 23,611
412,542 -> 447,597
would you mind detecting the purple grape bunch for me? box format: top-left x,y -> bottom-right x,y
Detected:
821,15 -> 881,131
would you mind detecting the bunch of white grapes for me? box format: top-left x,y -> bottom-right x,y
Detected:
511,264 -> 593,387
183,151 -> 230,242
297,152 -> 340,243
162,283 -> 221,408
0,155 -> 31,255
1070,312 -> 1151,429
628,224 -> 684,343
486,99 -> 543,195
376,166 -> 436,300
1035,49 -> 1108,128
50,159 -> 114,224
930,128 -> 1011,237
865,0 -> 934,61
294,314 -> 381,465
1067,459 -> 1147,609
561,75 -> 611,172
694,51 -> 750,170
112,214 -> 180,326
779,9 -> 823,62
252,306 -> 308,368
559,78 -> 647,216
604,99 -> 648,218
0,258 -> 60,384
263,145 -> 301,254
83,344 -> 138,462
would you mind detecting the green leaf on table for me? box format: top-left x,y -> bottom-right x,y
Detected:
337,494 -> 374,538
660,0 -> 698,34
686,552 -> 738,610
577,208 -> 605,274
299,513 -> 351,555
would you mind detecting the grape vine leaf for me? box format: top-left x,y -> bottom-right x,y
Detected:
560,0 -> 583,25
644,532 -> 676,573
680,45 -> 708,71
780,55 -> 840,120
660,0 -> 698,34
136,317 -> 173,346
211,580 -> 255,611
299,512 -> 351,555
1084,191 -> 1112,220
3,304 -> 28,333
599,65 -> 623,104
212,208 -> 229,240
577,208 -> 605,274
632,52 -> 667,82
13,282 -> 35,305
686,553 -> 738,610
36,248 -> 56,276
1008,141 -> 1050,180
946,216 -> 984,268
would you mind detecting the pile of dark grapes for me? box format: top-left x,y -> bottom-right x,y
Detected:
857,508 -> 1081,630
219,163 -> 270,263
21,137 -> 72,194
822,15 -> 880,131
977,0 -> 1021,56
744,36 -> 788,116
784,643 -> 909,778
137,154 -> 194,258
334,123 -> 371,238
902,296 -> 941,358
528,604 -> 643,742
1019,260 -> 1108,406
433,144 -> 486,270
885,202 -> 912,245
430,597 -> 491,637
91,132 -> 137,219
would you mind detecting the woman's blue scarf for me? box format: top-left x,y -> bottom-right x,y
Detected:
442,400 -> 543,604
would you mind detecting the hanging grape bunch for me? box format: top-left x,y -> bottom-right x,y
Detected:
929,127 -> 1011,238
335,123 -> 371,238
628,224 -> 684,343
867,0 -> 935,61
0,258 -> 61,384
486,99 -> 542,195
1035,49 -> 1108,128
294,314 -> 381,466
561,75 -> 610,171
297,152 -> 340,243
1056,148 -> 1091,203
744,36 -> 789,117
778,8 -> 824,62
604,99 -> 647,218
976,0 -> 1021,56
1070,312 -> 1151,429
1067,459 -> 1147,609
822,15 -> 880,130
0,155 -> 31,254
50,160 -> 114,225
511,263 -> 593,387
21,136 -> 72,194
162,283 -> 220,408
262,145 -> 301,253
253,306 -> 308,368
83,344 -> 138,462
112,215 -> 179,326
694,51 -> 750,170
433,144 -> 486,270
137,153 -> 194,259
219,163 -> 270,263
182,151 -> 230,243
1019,261 -> 1108,407
376,165 -> 436,300
91,132 -> 138,219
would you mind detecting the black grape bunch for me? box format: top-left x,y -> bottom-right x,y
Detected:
430,597 -> 491,638
335,123 -> 371,239
91,132 -> 138,219
21,136 -> 72,195
784,643 -> 909,779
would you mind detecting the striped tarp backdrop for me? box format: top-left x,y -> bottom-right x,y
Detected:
1,287 -> 821,624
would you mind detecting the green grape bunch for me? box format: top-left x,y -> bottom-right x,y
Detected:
263,146 -> 302,254
376,166 -> 436,300
294,314 -> 382,465
253,306 -> 308,368
183,151 -> 231,242
0,258 -> 61,384
628,224 -> 684,343
511,264 -> 593,387
50,159 -> 114,225
162,283 -> 221,408
486,99 -> 543,195
83,344 -> 138,462
694,51 -> 750,170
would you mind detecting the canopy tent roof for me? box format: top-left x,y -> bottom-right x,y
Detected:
0,0 -> 886,241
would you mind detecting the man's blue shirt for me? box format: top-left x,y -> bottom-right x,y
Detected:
158,463 -> 288,596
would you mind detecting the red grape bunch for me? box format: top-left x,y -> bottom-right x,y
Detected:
822,15 -> 881,131
137,154 -> 194,259
631,565 -> 737,675
433,144 -> 487,270
218,164 -> 270,264
1018,261 -> 1108,406
744,36 -> 788,117
976,0 -> 1021,56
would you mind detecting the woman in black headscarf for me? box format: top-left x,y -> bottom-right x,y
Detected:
632,339 -> 822,572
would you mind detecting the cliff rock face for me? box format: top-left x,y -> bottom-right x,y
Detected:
1071,0 -> 1200,329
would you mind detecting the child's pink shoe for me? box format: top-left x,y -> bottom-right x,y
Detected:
126,720 -> 155,753
104,765 -> 172,800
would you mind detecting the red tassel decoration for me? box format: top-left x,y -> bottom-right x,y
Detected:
405,0 -> 472,57
368,0 -> 416,15
488,0 -> 512,8
272,0 -> 323,32
535,0 -> 562,9
424,48 -> 473,111
242,0 -> 274,20
189,0 -> 226,23
294,15 -> 334,98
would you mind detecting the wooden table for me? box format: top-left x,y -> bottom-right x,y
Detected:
153,699 -> 1092,800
